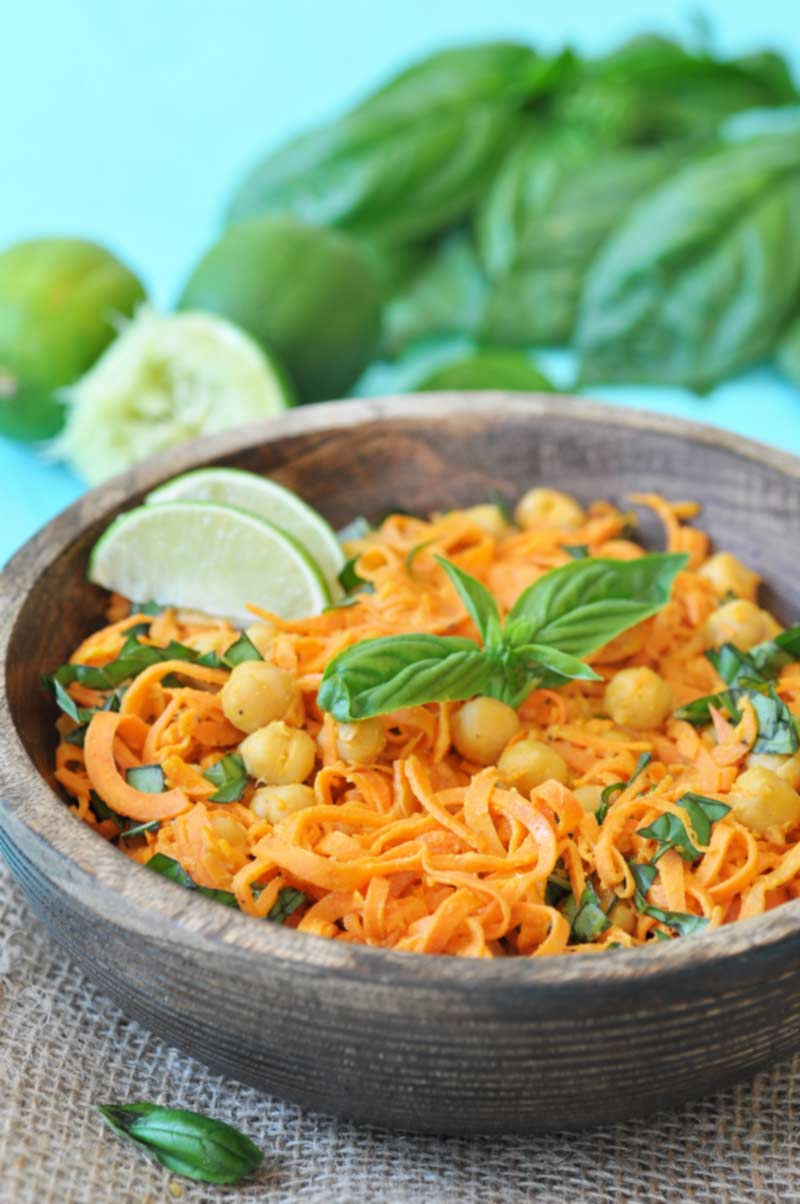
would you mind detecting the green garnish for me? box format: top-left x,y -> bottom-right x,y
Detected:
406,540 -> 435,573
596,751 -> 652,822
96,1102 -> 262,1184
146,853 -> 307,923
88,789 -> 124,830
676,680 -> 799,755
264,886 -> 307,923
125,764 -> 165,794
202,753 -> 249,803
636,791 -> 730,863
118,820 -> 160,842
571,883 -> 611,943
563,544 -> 589,559
318,552 -> 687,720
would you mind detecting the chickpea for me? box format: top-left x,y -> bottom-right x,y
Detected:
464,504 -> 511,538
728,766 -> 800,834
573,784 -> 605,814
604,666 -> 672,730
245,620 -> 279,657
210,813 -> 248,847
240,721 -> 316,785
451,697 -> 520,765
746,752 -> 800,791
704,599 -> 781,653
221,661 -> 299,733
698,552 -> 759,603
514,487 -> 585,531
250,783 -> 316,824
336,717 -> 387,764
497,737 -> 569,794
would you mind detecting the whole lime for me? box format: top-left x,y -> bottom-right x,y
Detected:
0,238 -> 146,441
178,215 -> 383,403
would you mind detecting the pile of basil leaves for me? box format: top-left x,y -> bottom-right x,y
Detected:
228,34 -> 800,394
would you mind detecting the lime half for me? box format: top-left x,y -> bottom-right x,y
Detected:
146,467 -> 344,588
55,309 -> 295,485
89,501 -> 330,624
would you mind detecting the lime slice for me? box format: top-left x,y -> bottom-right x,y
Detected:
146,468 -> 344,588
88,501 -> 330,625
54,308 -> 295,485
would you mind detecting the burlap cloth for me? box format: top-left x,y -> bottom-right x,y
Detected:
1,858 -> 797,1204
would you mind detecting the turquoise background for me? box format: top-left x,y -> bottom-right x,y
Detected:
2,0 -> 799,561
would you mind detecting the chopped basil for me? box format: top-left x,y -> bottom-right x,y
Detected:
675,680 -> 799,755
96,1102 -> 262,1184
596,751 -> 652,822
118,820 -> 160,841
131,601 -> 164,616
125,764 -> 165,793
203,753 -> 249,803
221,633 -> 263,667
88,790 -> 124,829
146,853 -> 239,907
563,544 -> 589,559
571,883 -> 611,943
643,904 -> 708,937
629,860 -> 658,908
266,886 -> 307,923
544,867 -> 572,907
63,723 -> 89,747
45,634 -> 207,693
338,556 -> 373,595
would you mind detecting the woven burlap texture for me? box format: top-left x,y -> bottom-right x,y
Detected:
0,858 -> 797,1204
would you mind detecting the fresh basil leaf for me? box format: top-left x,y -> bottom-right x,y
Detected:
318,633 -> 492,721
544,867 -> 572,908
203,754 -> 249,804
63,723 -> 89,748
676,791 -> 731,845
706,642 -> 765,686
577,117 -> 800,390
125,764 -> 165,794
512,643 -> 602,686
46,635 -> 205,692
435,556 -> 501,645
571,883 -> 611,943
383,231 -> 489,357
228,44 -> 567,244
131,601 -> 164,616
266,886 -> 307,924
89,790 -> 124,830
146,854 -> 239,908
118,820 -> 160,842
674,687 -> 741,725
478,131 -> 680,346
506,553 -> 687,657
563,545 -> 589,560
51,679 -> 93,725
413,347 -> 553,392
750,625 -> 800,677
96,1102 -> 262,1185
222,633 -> 263,667
643,905 -> 709,937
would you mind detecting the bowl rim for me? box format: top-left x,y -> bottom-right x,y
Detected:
4,390 -> 800,992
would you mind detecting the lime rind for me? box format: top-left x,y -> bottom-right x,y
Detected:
145,467 -> 344,588
88,500 -> 330,625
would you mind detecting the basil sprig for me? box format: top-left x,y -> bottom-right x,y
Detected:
97,1102 -> 262,1184
636,792 -> 730,863
318,552 -> 687,720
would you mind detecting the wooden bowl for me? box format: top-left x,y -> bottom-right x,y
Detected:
3,393 -> 800,1135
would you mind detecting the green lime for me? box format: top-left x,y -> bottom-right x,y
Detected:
178,215 -> 383,403
146,468 -> 344,588
413,349 -> 554,392
0,238 -> 145,441
89,500 -> 331,624
55,309 -> 295,485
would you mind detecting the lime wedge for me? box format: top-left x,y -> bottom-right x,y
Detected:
88,501 -> 330,624
146,468 -> 344,588
54,309 -> 295,485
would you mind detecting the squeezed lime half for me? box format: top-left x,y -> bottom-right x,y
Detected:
55,309 -> 295,484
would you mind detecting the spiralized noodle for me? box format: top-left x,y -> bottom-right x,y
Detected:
51,492 -> 800,957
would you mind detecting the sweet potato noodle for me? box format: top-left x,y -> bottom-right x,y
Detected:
52,492 -> 800,957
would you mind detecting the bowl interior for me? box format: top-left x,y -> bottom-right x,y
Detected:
4,394 -> 800,974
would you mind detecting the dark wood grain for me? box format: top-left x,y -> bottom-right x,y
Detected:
3,393 -> 800,1134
